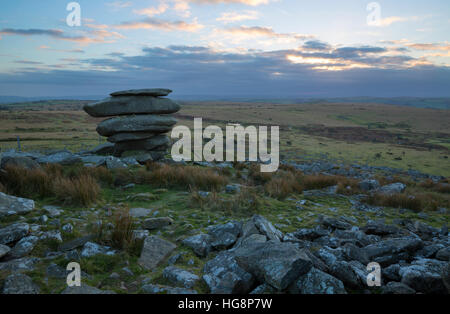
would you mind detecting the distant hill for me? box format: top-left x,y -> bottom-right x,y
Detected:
1,95 -> 449,109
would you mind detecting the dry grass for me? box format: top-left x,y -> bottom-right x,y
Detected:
53,174 -> 100,207
264,171 -> 303,199
0,165 -> 101,206
363,192 -> 448,212
110,207 -> 135,251
0,165 -> 54,198
137,164 -> 229,191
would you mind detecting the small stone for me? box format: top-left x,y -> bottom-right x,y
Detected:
163,266 -> 200,289
143,217 -> 174,230
138,236 -> 176,270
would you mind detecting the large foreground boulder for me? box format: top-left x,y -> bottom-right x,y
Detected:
233,240 -> 312,291
0,223 -> 29,245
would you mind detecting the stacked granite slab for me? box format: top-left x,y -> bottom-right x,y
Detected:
83,89 -> 180,162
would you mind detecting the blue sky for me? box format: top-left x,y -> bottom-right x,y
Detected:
0,0 -> 449,97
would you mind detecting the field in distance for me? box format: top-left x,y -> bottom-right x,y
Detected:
0,100 -> 449,176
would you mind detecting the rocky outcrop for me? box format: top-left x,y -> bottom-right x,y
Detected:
84,88 -> 180,161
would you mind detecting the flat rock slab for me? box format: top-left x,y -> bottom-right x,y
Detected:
0,192 -> 35,218
97,115 -> 177,137
139,236 -> 176,270
0,223 -> 30,245
84,96 -> 180,117
110,88 -> 172,97
114,135 -> 170,152
108,131 -> 159,143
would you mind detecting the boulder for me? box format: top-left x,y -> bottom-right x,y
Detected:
0,223 -> 29,245
143,217 -> 174,230
381,282 -> 416,294
362,221 -> 401,236
233,240 -> 312,291
2,274 -> 40,294
0,243 -> 10,259
96,115 -> 177,137
377,183 -> 406,195
203,251 -> 255,294
59,235 -> 95,251
8,235 -> 39,258
436,247 -> 450,261
108,132 -> 159,143
0,156 -> 40,170
110,88 -> 172,97
87,143 -> 115,155
252,215 -> 283,242
207,221 -> 242,250
84,96 -> 180,117
163,266 -> 200,289
320,216 -> 352,230
80,242 -> 115,258
114,135 -> 170,153
0,257 -> 40,272
0,192 -> 34,217
358,179 -> 380,191
138,236 -> 176,270
293,226 -> 328,241
289,267 -> 347,294
105,156 -> 128,169
183,234 -> 212,257
399,258 -> 447,294
361,237 -> 423,266
37,152 -> 81,165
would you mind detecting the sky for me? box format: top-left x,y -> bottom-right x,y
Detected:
0,0 -> 449,98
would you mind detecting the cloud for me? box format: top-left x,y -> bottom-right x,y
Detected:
372,15 -> 428,27
217,11 -> 260,23
14,60 -> 43,65
0,28 -> 124,45
134,2 -> 170,17
221,26 -> 312,40
106,1 -> 133,10
115,17 -> 203,31
189,0 -> 271,5
38,46 -> 85,53
1,43 -> 449,98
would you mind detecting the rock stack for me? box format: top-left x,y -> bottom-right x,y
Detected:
83,88 -> 180,162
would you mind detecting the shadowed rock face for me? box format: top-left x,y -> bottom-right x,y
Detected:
83,96 -> 180,117
107,131 -> 159,143
96,115 -> 177,137
114,135 -> 171,153
110,88 -> 172,97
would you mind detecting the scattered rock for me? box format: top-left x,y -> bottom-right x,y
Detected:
0,156 -> 40,170
81,242 -> 115,258
183,234 -> 212,257
289,267 -> 347,294
2,274 -> 40,294
381,282 -> 416,294
234,240 -> 312,291
0,192 -> 34,218
143,217 -> 174,230
9,235 -> 38,258
377,183 -> 406,195
138,236 -> 176,270
203,251 -> 255,294
163,266 -> 200,289
207,221 -> 242,250
129,207 -> 152,218
0,223 -> 29,245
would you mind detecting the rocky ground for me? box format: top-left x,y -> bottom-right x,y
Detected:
0,149 -> 448,294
